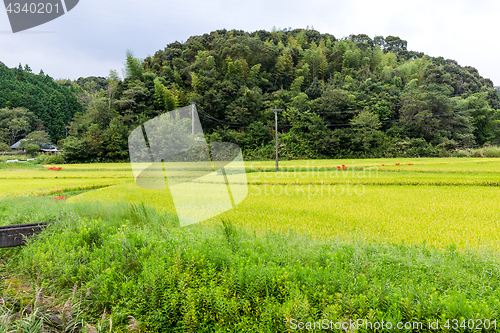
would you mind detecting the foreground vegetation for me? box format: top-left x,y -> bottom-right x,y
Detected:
1,158 -> 500,331
2,198 -> 500,332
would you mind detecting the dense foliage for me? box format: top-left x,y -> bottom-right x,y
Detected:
2,197 -> 500,332
59,28 -> 500,162
0,63 -> 82,143
5,28 -> 500,161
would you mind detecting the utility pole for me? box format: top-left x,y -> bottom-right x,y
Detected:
190,102 -> 195,135
271,105 -> 282,172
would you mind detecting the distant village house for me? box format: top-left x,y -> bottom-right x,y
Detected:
10,139 -> 61,155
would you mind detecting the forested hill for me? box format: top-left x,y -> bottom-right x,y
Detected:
0,63 -> 82,142
63,29 -> 500,161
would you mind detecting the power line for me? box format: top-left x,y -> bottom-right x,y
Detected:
283,109 -> 362,115
196,106 -> 365,127
196,105 -> 490,129
197,108 -> 241,126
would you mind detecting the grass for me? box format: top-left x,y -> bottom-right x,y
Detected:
2,158 -> 500,331
0,154 -> 28,163
0,305 -> 44,333
2,204 -> 500,332
453,146 -> 500,158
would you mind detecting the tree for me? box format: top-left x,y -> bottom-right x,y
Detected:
305,78 -> 323,100
7,118 -> 29,145
0,107 -> 39,145
0,64 -> 81,142
384,36 -> 407,53
53,28 -> 500,162
106,69 -> 121,112
25,143 -> 40,157
275,50 -> 293,86
61,136 -> 89,161
290,76 -> 304,96
349,110 -> 383,155
20,130 -> 51,148
154,77 -> 178,112
16,63 -> 25,81
124,49 -> 144,80
0,141 -> 8,152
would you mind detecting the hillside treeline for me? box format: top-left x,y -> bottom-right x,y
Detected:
0,63 -> 82,147
38,29 -> 500,160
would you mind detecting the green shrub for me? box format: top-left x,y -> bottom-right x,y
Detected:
482,145 -> 500,157
38,153 -> 65,164
471,149 -> 484,157
3,200 -> 500,332
24,143 -> 40,157
0,142 -> 9,152
453,149 -> 471,157
451,146 -> 500,158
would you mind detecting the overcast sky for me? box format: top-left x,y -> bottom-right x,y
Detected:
1,0 -> 499,85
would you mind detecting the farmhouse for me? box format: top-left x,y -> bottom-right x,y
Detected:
10,140 -> 60,154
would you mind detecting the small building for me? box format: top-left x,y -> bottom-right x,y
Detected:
10,139 -> 27,150
41,148 -> 60,155
10,140 -> 59,153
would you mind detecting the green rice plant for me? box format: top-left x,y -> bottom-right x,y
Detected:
42,162 -> 132,170
0,179 -> 128,199
0,169 -> 134,179
4,158 -> 500,331
244,168 -> 500,186
244,157 -> 443,170
223,184 -> 500,249
67,183 -> 177,215
62,157 -> 500,250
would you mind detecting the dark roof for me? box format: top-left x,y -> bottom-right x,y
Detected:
40,143 -> 58,150
11,140 -> 57,150
10,139 -> 26,149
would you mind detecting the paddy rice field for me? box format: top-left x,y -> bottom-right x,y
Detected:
2,157 -> 500,249
2,157 -> 500,332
